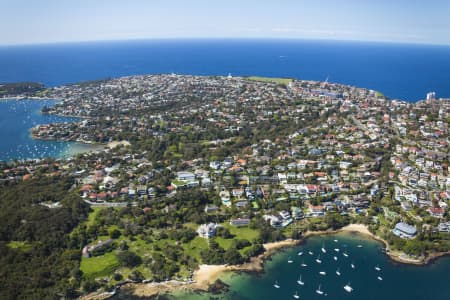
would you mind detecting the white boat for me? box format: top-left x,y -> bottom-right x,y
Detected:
321,243 -> 326,253
316,284 -> 324,295
343,251 -> 349,257
334,239 -> 338,243
297,251 -> 303,256
336,268 -> 341,276
344,282 -> 353,293
333,256 -> 338,261
288,257 -> 294,263
293,291 -> 300,299
377,276 -> 383,281
274,280 -> 280,288
297,275 -> 304,285
316,255 -> 322,264
351,263 -> 355,269
308,251 -> 314,255
357,245 -> 363,248
301,262 -> 308,267
319,271 -> 326,275
334,248 -> 340,252
375,265 -> 381,271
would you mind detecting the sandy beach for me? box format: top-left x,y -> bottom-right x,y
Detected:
107,140 -> 131,149
86,224 -> 449,299
116,239 -> 299,298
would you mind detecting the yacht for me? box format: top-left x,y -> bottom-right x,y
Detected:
343,251 -> 349,257
293,291 -> 300,299
321,243 -> 326,253
316,255 -> 322,264
316,284 -> 324,295
297,275 -> 304,285
333,256 -> 338,261
375,265 -> 381,271
297,251 -> 303,256
300,261 -> 308,267
334,248 -> 340,252
333,239 -> 338,243
308,251 -> 314,255
351,263 -> 355,269
377,276 -> 383,281
288,257 -> 294,264
357,245 -> 363,248
273,280 -> 280,288
336,268 -> 341,276
344,282 -> 353,293
319,271 -> 326,276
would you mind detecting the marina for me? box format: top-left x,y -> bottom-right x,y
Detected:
157,232 -> 450,300
0,99 -> 99,161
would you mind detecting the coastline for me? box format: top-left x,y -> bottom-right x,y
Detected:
109,224 -> 450,299
116,239 -> 300,299
0,96 -> 61,101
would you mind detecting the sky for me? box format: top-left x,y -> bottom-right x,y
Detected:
1,0 -> 450,46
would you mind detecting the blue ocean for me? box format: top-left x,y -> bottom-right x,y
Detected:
0,99 -> 98,161
163,233 -> 450,300
1,39 -> 450,101
1,40 -> 450,299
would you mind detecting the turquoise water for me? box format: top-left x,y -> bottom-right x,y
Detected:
0,99 -> 96,161
160,233 -> 450,300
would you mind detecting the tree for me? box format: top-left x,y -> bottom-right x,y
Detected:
82,280 -> 99,292
216,227 -> 233,239
109,229 -> 121,239
223,247 -> 244,265
116,251 -> 142,268
243,243 -> 264,258
128,270 -> 144,282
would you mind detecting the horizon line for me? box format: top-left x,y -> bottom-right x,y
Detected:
1,36 -> 450,48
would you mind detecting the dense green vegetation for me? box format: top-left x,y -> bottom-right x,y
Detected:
0,177 -> 90,299
2,74 -> 449,298
0,82 -> 45,96
246,76 -> 293,86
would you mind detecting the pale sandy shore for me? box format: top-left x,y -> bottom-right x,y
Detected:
107,140 -> 131,149
331,224 -> 449,265
82,224 -> 450,299
112,239 -> 299,299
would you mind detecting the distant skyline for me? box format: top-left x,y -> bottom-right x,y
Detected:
1,0 -> 450,46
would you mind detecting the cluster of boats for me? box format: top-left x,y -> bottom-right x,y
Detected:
1,100 -> 76,161
273,239 -> 385,298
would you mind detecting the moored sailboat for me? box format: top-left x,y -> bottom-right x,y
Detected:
316,254 -> 322,264
273,280 -> 280,288
344,282 -> 353,293
297,274 -> 304,285
316,284 -> 324,295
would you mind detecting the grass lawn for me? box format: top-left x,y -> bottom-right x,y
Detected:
375,91 -> 385,98
214,223 -> 260,252
183,236 -> 209,261
246,76 -> 293,85
215,237 -> 234,250
80,252 -> 120,279
223,223 -> 259,241
86,207 -> 105,227
7,241 -> 33,251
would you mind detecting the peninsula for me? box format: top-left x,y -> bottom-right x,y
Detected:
1,74 -> 449,299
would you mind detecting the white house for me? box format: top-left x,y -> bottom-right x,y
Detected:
197,223 -> 218,238
177,171 -> 196,181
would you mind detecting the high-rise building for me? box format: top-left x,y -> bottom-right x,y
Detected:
426,91 -> 436,100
